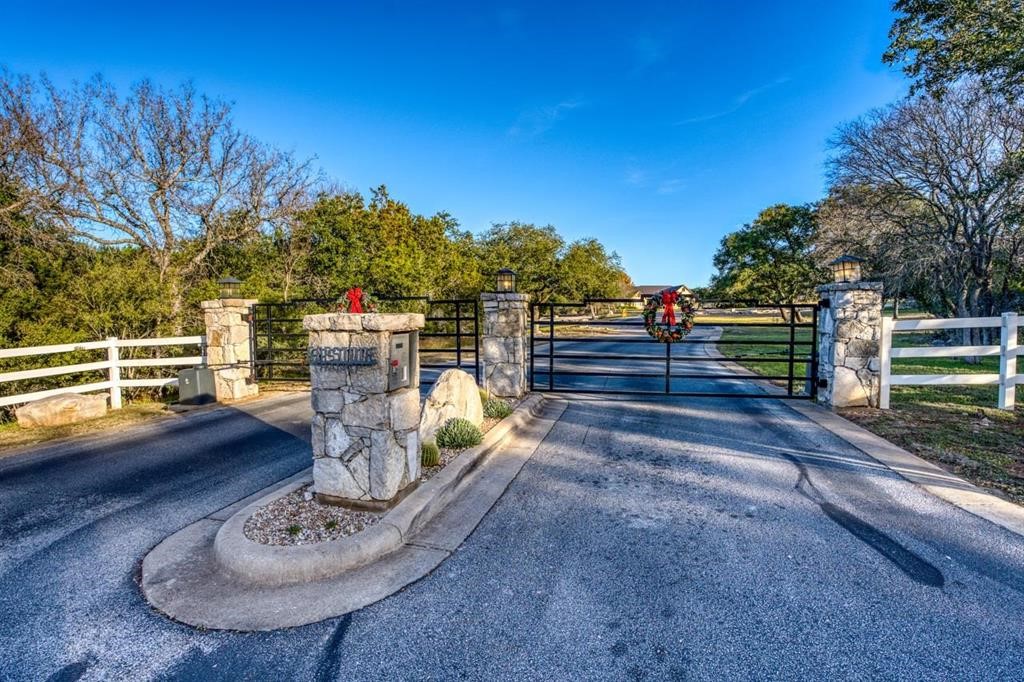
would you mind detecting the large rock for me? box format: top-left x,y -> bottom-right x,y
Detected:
16,393 -> 108,429
418,369 -> 483,444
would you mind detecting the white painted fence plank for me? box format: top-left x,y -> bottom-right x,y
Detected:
891,345 -> 1000,358
889,373 -> 1000,386
1,335 -> 205,408
0,381 -> 113,408
120,378 -> 179,388
893,317 -> 1001,331
119,356 -> 203,368
116,336 -> 203,348
0,340 -> 108,359
0,360 -> 112,384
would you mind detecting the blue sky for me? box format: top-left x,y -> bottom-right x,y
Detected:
2,1 -> 908,286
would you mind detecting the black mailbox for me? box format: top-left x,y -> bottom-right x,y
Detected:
388,332 -> 418,391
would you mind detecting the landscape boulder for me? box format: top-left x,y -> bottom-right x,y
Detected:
16,393 -> 108,429
419,369 -> 483,444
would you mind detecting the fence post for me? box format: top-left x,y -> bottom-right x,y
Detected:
879,317 -> 892,410
106,336 -> 122,410
999,312 -> 1018,411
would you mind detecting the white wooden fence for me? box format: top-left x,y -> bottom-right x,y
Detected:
880,313 -> 1021,410
0,336 -> 206,409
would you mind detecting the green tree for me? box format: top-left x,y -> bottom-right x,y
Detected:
710,204 -> 827,319
884,0 -> 1024,97
556,238 -> 627,302
476,222 -> 565,301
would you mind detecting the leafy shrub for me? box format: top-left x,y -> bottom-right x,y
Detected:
435,418 -> 483,449
483,398 -> 513,419
421,440 -> 441,467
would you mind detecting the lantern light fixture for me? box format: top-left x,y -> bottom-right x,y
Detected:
495,268 -> 517,293
218,276 -> 242,299
829,255 -> 864,284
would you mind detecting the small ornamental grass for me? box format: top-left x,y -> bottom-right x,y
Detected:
483,398 -> 513,419
435,417 -> 483,449
421,440 -> 441,467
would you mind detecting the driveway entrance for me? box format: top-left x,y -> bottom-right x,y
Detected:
530,298 -> 819,398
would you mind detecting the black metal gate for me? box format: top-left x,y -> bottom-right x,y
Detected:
250,296 -> 479,386
529,298 -> 819,398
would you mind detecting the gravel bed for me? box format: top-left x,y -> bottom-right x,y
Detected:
244,484 -> 381,546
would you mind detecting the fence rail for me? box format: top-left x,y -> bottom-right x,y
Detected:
880,313 -> 1021,410
0,336 -> 205,409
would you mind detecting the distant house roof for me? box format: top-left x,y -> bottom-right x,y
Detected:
633,284 -> 692,296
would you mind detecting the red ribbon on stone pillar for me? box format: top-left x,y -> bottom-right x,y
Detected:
661,290 -> 678,327
346,287 -> 364,314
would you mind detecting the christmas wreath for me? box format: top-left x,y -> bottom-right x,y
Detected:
642,289 -> 696,343
338,287 -> 377,313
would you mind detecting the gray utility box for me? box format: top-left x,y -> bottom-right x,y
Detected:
388,332 -> 419,391
178,367 -> 216,405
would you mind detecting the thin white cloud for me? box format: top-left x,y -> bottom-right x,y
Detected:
508,98 -> 585,137
656,178 -> 685,194
675,76 -> 791,125
625,168 -> 648,186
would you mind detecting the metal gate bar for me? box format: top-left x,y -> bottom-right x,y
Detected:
250,296 -> 479,384
529,297 -> 819,399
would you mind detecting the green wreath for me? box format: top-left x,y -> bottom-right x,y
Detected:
642,291 -> 696,343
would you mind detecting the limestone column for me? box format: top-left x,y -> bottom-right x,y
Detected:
200,298 -> 259,402
816,281 -> 883,408
304,312 -> 424,509
480,292 -> 530,399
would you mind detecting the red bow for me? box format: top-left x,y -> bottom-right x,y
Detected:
346,287 -> 364,314
661,291 -> 678,327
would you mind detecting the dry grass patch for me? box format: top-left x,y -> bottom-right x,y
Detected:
842,389 -> 1024,505
0,401 -> 172,455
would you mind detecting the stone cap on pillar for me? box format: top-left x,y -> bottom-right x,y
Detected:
201,298 -> 258,309
816,282 -> 883,294
302,312 -> 425,332
480,292 -> 531,302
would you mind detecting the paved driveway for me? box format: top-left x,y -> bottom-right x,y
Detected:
2,336 -> 1024,680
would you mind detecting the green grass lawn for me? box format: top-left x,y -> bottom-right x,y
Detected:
713,315 -> 1024,505
709,320 -> 812,387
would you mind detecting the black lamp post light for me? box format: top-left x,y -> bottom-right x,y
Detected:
218,276 -> 242,299
495,268 -> 517,293
829,255 -> 864,284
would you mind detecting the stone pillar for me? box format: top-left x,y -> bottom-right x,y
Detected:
304,312 -> 425,509
816,282 -> 883,408
201,298 -> 259,402
480,292 -> 530,399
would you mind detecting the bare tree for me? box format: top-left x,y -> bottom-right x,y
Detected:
828,81 -> 1024,343
0,71 -> 317,330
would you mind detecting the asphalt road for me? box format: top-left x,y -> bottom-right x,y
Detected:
3,329 -> 1024,680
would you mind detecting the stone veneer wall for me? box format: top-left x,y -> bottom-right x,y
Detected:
200,298 -> 259,402
480,292 -> 530,399
816,282 -> 883,408
304,312 -> 425,505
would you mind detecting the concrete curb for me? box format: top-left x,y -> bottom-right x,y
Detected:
141,394 -> 566,631
784,400 -> 1024,539
212,393 -> 548,585
703,328 -> 1024,539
